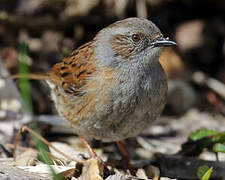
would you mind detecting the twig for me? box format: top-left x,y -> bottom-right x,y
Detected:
13,126 -> 81,162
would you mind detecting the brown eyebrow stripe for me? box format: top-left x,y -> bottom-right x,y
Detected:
110,34 -> 135,59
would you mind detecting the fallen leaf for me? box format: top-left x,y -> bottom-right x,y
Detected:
15,148 -> 38,166
82,158 -> 104,180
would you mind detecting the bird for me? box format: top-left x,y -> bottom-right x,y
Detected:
9,17 -> 176,168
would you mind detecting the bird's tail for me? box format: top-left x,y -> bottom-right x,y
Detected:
0,73 -> 48,81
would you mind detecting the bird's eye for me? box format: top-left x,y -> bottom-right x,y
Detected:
131,34 -> 141,42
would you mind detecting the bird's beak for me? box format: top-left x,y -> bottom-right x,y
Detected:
151,37 -> 177,47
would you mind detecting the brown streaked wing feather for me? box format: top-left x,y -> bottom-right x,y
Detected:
47,41 -> 96,95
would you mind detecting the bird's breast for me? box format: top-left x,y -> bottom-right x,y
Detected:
46,62 -> 168,142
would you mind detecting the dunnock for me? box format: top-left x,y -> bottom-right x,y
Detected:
7,18 -> 176,163
45,17 -> 176,143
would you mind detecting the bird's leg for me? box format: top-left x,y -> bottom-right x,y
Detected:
79,137 -> 115,172
79,136 -> 97,158
116,141 -> 131,170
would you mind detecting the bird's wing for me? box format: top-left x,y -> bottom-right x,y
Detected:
47,41 -> 96,96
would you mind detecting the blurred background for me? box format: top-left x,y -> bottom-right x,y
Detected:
0,0 -> 225,163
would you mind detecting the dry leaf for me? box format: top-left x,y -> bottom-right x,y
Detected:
50,141 -> 87,163
18,164 -> 75,179
82,158 -> 104,180
15,148 -> 38,166
58,167 -> 76,179
136,168 -> 148,179
145,165 -> 160,180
